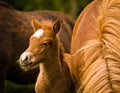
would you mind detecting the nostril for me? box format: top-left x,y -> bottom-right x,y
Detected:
20,52 -> 33,62
19,52 -> 33,67
23,56 -> 29,61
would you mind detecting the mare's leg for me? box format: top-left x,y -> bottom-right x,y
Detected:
0,49 -> 11,93
0,32 -> 14,93
0,59 -> 9,93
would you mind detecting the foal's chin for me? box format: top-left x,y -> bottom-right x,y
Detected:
20,62 -> 40,71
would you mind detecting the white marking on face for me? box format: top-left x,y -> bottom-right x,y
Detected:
32,29 -> 44,38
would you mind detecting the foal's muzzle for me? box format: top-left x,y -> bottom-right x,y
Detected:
19,52 -> 33,67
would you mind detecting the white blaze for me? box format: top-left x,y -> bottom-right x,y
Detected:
32,29 -> 44,38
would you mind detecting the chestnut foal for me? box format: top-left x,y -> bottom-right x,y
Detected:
19,18 -> 75,93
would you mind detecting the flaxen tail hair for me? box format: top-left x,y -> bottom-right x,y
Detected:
77,0 -> 120,92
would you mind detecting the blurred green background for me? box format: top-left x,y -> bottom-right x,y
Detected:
2,0 -> 92,93
5,0 -> 92,19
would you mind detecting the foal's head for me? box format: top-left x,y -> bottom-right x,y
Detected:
19,18 -> 61,70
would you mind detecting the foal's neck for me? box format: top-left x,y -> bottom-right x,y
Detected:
35,46 -> 63,93
40,54 -> 62,78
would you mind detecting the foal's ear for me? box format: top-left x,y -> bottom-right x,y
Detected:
31,17 -> 42,31
53,19 -> 61,34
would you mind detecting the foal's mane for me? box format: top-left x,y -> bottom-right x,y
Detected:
37,20 -> 55,30
77,0 -> 120,92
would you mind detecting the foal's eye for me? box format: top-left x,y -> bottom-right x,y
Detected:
42,42 -> 49,47
42,40 -> 52,47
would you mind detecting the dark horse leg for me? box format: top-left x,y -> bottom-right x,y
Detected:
0,55 -> 9,93
0,34 -> 13,93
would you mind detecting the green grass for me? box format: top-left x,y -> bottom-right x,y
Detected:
5,80 -> 35,93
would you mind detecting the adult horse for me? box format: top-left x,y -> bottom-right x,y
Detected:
70,0 -> 120,92
0,1 -> 74,93
19,18 -> 75,93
